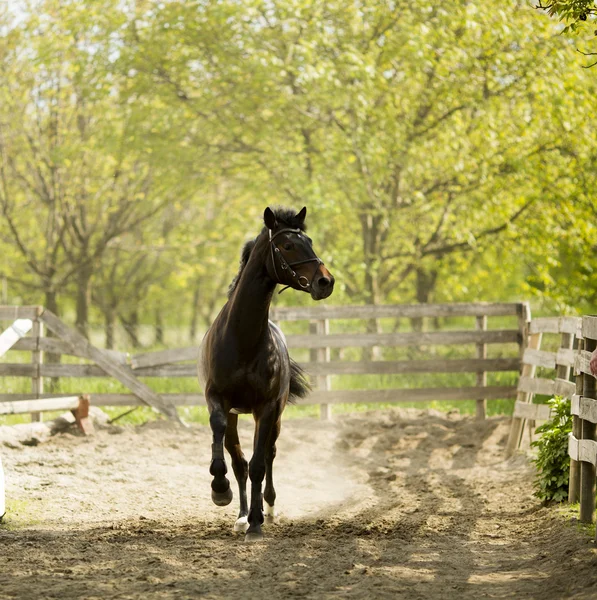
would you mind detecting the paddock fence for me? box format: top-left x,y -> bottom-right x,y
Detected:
0,302 -> 529,422
568,315 -> 597,533
505,316 -> 579,456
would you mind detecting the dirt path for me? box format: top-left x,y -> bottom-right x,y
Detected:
1,408 -> 596,599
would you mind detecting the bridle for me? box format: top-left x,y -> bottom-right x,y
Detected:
268,228 -> 323,294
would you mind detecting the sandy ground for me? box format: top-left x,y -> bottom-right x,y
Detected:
1,408 -> 597,600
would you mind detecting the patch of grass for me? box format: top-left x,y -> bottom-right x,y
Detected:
1,498 -> 44,529
557,503 -> 596,538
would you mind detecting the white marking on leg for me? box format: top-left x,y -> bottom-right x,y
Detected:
234,516 -> 249,533
264,500 -> 276,523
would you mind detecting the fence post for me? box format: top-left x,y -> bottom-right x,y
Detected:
475,314 -> 487,420
310,319 -> 331,420
580,337 -> 597,524
30,305 -> 44,423
569,338 -> 583,504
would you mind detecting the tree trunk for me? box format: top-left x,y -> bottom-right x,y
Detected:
411,267 -> 438,332
155,307 -> 164,346
104,306 -> 117,349
121,310 -> 142,348
189,285 -> 200,342
44,289 -> 60,391
75,264 -> 93,339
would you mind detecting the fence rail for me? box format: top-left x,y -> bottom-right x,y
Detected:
0,302 -> 528,421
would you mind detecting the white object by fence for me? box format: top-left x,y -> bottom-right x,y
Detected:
0,319 -> 33,358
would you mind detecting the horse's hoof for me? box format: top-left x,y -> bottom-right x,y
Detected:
234,516 -> 249,533
244,530 -> 263,543
211,487 -> 233,506
264,501 -> 276,524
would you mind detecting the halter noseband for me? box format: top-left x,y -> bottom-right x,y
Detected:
268,228 -> 323,294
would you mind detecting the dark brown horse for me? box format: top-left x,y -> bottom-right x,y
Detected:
198,206 -> 334,542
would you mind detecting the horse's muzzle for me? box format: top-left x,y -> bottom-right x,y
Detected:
310,268 -> 335,301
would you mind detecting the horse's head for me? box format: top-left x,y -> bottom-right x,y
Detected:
264,206 -> 334,301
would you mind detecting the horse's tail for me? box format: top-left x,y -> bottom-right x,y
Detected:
289,358 -> 311,402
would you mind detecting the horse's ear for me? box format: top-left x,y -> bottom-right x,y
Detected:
264,207 -> 277,230
295,206 -> 307,225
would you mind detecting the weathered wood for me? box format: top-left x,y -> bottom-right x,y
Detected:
528,316 -> 581,336
523,348 -> 556,369
0,318 -> 33,358
556,348 -> 575,368
314,319 -> 331,420
512,401 -> 551,421
574,397 -> 597,424
517,376 -> 555,396
286,329 -> 520,349
475,315 -> 487,420
0,306 -> 41,320
575,350 -> 594,377
570,348 -> 584,504
582,316 -> 597,342
30,308 -> 44,423
0,357 -> 522,379
529,317 -> 561,335
40,309 -> 180,422
580,338 -> 597,524
303,357 -> 520,376
506,331 -> 541,456
271,302 -> 523,321
131,346 -> 199,369
0,396 -> 80,415
12,337 -> 128,363
569,435 -> 597,467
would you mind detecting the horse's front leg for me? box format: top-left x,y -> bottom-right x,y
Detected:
245,409 -> 278,542
225,412 -> 249,532
263,417 -> 281,524
208,396 -> 233,506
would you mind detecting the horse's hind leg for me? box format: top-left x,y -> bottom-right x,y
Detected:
208,398 -> 233,506
225,413 -> 249,532
263,417 -> 281,524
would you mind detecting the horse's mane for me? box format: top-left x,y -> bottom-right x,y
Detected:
227,207 -> 307,298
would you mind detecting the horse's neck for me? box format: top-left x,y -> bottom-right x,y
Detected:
225,244 -> 276,348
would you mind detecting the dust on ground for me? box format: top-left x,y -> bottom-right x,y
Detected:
1,408 -> 596,600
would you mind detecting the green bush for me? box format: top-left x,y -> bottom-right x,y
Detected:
531,396 -> 572,503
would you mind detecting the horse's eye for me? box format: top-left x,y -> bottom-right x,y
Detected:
283,242 -> 293,251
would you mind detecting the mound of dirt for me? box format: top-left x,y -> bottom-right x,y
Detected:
1,408 -> 596,599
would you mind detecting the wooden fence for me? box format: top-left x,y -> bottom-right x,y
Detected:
568,315 -> 597,532
0,302 -> 528,422
505,316 -> 579,455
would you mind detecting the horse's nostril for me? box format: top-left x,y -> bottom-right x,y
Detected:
318,277 -> 331,288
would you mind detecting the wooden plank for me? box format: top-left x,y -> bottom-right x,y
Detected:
554,378 -> 576,398
300,386 -> 517,405
577,397 -> 597,425
575,350 -> 594,378
556,348 -> 575,368
560,317 -> 582,335
523,349 -> 556,369
313,319 -> 331,420
12,337 -> 128,363
476,315 -> 488,420
302,357 -> 520,376
40,310 -> 180,422
30,308 -> 43,423
582,316 -> 597,342
0,318 -> 33,358
529,318 -> 560,334
270,302 -> 523,321
506,330 -> 540,456
513,401 -> 552,421
580,338 -> 597,524
0,396 -> 80,415
517,376 -> 555,396
131,346 -> 199,369
286,329 -> 520,349
0,306 -> 40,320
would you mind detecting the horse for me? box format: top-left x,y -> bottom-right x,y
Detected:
198,206 -> 334,542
